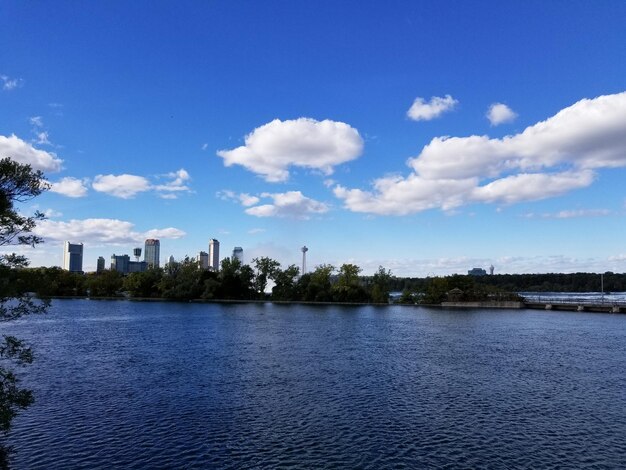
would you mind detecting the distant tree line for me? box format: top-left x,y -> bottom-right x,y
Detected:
12,263 -> 625,304
391,272 -> 626,300
13,258 -> 394,304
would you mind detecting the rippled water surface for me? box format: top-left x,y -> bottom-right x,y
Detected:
5,300 -> 626,468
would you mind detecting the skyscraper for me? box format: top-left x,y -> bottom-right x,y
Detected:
144,239 -> 160,268
110,254 -> 130,273
197,251 -> 209,270
232,246 -> 243,263
63,241 -> 83,272
209,239 -> 220,271
96,256 -> 105,273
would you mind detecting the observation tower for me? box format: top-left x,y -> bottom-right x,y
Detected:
301,246 -> 308,275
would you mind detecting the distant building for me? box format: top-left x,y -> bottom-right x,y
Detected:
232,246 -> 243,263
111,253 -> 146,274
144,239 -> 160,268
209,239 -> 220,271
128,261 -> 148,273
489,265 -> 495,275
111,254 -> 130,273
96,256 -> 105,273
468,267 -> 487,276
63,241 -> 83,273
197,251 -> 209,270
168,255 -> 175,265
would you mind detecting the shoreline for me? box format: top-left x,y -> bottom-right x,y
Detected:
35,295 -> 626,313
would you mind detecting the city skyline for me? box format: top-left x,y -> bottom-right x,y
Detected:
2,2 -> 626,276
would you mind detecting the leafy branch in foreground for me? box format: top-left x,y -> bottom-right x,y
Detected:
0,157 -> 49,467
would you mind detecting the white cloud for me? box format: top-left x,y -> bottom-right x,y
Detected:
153,168 -> 191,198
407,95 -> 458,121
92,170 -> 192,199
34,218 -> 186,245
239,193 -> 260,206
472,170 -> 595,204
217,190 -> 260,207
336,92 -> 626,215
248,228 -> 266,234
92,174 -> 151,199
1,75 -> 23,91
201,143 -> 208,151
486,103 -> 517,125
0,134 -> 63,172
50,177 -> 89,198
30,116 -> 44,127
217,118 -> 363,182
144,227 -> 186,239
523,208 -> 612,219
43,208 -> 63,218
34,131 -> 51,146
245,191 -> 329,219
347,254 -> 626,277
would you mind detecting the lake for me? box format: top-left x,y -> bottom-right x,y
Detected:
5,300 -> 626,469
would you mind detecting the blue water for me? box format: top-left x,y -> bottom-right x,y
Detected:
4,300 -> 626,469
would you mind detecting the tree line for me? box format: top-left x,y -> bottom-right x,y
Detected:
14,258 -> 394,303
391,272 -> 626,298
13,263 -> 626,304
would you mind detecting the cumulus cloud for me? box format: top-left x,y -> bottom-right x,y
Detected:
336,92 -> 626,215
153,168 -> 191,197
217,118 -> 363,182
92,169 -> 191,199
144,227 -> 186,239
239,193 -> 260,206
34,218 -> 186,245
245,191 -> 329,219
0,134 -> 63,172
486,103 -> 518,125
50,177 -> 89,198
217,190 -> 260,207
407,95 -> 458,121
93,174 -> 151,199
1,75 -> 23,91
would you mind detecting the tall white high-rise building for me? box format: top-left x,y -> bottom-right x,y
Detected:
209,239 -> 220,271
232,246 -> 243,264
63,241 -> 83,272
144,239 -> 160,268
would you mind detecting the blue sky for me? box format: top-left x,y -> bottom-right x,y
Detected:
2,1 -> 626,275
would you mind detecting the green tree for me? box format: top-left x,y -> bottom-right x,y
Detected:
85,269 -> 124,297
421,276 -> 450,304
271,264 -> 300,301
123,268 -> 163,298
217,257 -> 254,300
333,263 -> 368,302
370,266 -> 392,303
159,257 -> 204,300
0,157 -> 49,465
300,264 -> 334,302
252,257 -> 281,299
